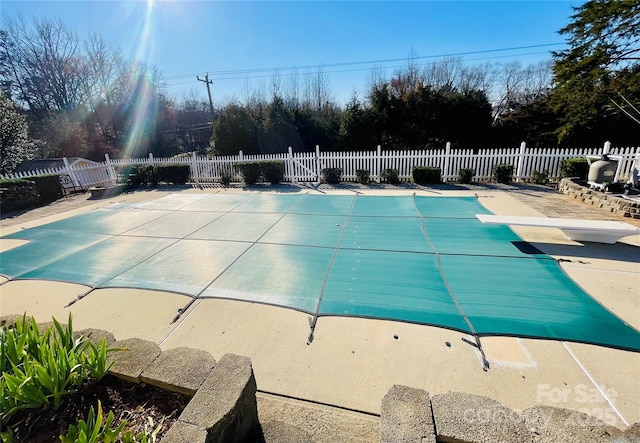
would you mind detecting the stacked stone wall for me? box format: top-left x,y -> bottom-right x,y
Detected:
559,178 -> 640,219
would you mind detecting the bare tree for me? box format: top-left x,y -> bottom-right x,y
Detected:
366,64 -> 387,91
491,61 -> 553,120
271,69 -> 282,98
285,68 -> 301,110
390,50 -> 424,97
311,65 -> 332,113
2,16 -> 85,111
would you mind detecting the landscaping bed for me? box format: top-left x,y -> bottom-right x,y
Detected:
9,375 -> 189,442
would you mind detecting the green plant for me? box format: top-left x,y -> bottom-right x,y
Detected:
531,169 -> 549,185
0,314 -> 113,426
27,175 -> 63,202
561,157 -> 589,180
492,164 -> 514,184
321,168 -> 342,184
412,166 -> 441,184
260,161 -> 284,185
235,162 -> 263,185
155,164 -> 190,185
121,416 -> 165,443
356,169 -> 370,184
458,168 -> 475,184
118,165 -> 143,189
381,168 -> 399,184
217,164 -> 233,186
59,401 -> 126,443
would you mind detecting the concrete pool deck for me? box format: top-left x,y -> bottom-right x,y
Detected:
1,184 -> 639,433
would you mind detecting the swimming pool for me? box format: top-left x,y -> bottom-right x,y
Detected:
1,193 -> 638,352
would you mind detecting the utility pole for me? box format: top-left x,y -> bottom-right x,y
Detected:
197,73 -> 215,151
197,73 -> 214,116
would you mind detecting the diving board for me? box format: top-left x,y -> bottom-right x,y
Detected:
476,214 -> 640,244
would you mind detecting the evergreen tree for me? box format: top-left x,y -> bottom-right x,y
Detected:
551,0 -> 640,142
0,93 -> 38,174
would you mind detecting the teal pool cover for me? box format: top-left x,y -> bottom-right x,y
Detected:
1,194 -> 639,353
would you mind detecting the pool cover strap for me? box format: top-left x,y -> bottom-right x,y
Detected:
307,194 -> 358,344
415,196 -> 490,370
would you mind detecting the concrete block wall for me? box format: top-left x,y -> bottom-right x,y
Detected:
380,385 -> 639,443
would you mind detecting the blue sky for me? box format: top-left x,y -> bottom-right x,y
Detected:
1,1 -> 584,105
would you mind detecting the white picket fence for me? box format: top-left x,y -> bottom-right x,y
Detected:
2,142 -> 638,188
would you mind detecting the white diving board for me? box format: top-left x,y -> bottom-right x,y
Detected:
476,214 -> 640,244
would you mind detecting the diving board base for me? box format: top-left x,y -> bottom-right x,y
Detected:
476,214 -> 640,244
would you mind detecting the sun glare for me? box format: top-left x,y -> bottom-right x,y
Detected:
120,0 -> 158,158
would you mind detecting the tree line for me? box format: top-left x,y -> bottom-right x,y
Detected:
1,0 -> 638,174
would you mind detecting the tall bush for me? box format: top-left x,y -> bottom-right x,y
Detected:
493,164 -> 514,184
381,168 -> 399,184
356,169 -> 370,184
235,162 -> 263,185
155,164 -> 190,185
260,161 -> 284,185
561,157 -> 589,180
458,168 -> 475,184
27,175 -> 63,202
321,168 -> 342,184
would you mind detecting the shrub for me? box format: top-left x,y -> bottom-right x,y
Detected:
217,164 -> 233,186
27,175 -> 63,202
458,168 -> 475,184
493,164 -> 514,184
561,157 -> 589,180
381,168 -> 399,184
531,169 -> 549,185
260,161 -> 285,185
356,169 -> 370,184
235,162 -> 263,185
412,166 -> 441,184
137,165 -> 157,186
321,168 -> 342,184
155,164 -> 190,185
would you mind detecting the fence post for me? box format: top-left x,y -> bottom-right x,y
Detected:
191,151 -> 200,186
316,145 -> 321,185
149,152 -> 155,166
104,153 -> 117,183
239,150 -> 244,161
516,141 -> 527,183
63,157 -> 81,187
443,142 -> 451,182
376,145 -> 382,183
288,146 -> 296,184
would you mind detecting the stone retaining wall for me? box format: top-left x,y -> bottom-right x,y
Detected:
559,178 -> 640,219
381,385 -> 639,443
0,181 -> 41,212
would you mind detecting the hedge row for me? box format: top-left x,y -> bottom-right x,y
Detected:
117,164 -> 191,187
235,161 -> 285,185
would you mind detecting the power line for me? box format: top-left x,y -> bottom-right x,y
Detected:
164,42 -> 564,81
167,50 -> 552,84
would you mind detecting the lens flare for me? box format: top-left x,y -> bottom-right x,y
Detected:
121,0 -> 158,158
